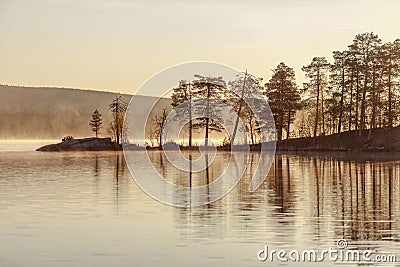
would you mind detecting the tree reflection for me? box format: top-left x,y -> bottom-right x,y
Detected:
266,155 -> 296,216
112,152 -> 128,214
93,154 -> 100,178
302,156 -> 400,242
172,152 -> 400,243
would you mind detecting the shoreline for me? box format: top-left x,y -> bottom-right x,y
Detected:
36,126 -> 400,152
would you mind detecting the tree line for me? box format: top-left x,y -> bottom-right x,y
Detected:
301,32 -> 400,139
87,31 -> 399,147
157,31 -> 399,147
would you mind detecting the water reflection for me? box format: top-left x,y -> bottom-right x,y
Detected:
173,152 -> 400,252
148,151 -> 227,188
1,151 -> 399,267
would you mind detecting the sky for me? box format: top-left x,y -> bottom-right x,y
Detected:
0,0 -> 399,95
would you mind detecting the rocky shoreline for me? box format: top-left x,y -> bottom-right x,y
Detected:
36,137 -> 120,151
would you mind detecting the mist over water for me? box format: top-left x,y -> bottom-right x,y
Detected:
0,85 -> 171,140
0,140 -> 59,151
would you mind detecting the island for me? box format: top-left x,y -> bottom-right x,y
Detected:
36,137 -> 119,151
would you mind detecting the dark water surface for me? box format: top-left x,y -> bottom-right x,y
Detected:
1,150 -> 399,266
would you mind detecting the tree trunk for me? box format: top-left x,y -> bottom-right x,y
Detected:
388,66 -> 393,128
314,70 -> 320,138
159,109 -> 166,148
231,72 -> 247,145
205,84 -> 211,147
249,119 -> 255,145
359,68 -> 368,137
368,78 -> 376,141
115,100 -> 120,147
116,121 -> 120,146
321,84 -> 325,135
348,67 -> 354,130
355,71 -> 360,133
286,110 -> 291,141
277,113 -> 284,141
338,67 -> 345,134
189,97 -> 192,147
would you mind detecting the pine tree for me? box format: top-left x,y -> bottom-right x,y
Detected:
89,109 -> 102,138
380,40 -> 400,128
171,80 -> 193,147
349,32 -> 382,136
265,62 -> 301,141
302,57 -> 330,137
191,75 -> 227,147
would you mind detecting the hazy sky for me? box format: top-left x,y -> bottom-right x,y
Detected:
0,0 -> 399,95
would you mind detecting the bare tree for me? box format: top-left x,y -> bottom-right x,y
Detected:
109,96 -> 128,146
154,109 -> 168,147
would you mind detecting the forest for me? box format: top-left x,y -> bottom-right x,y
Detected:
154,32 -> 400,147
297,32 -> 400,140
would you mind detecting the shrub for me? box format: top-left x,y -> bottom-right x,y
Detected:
62,136 -> 74,141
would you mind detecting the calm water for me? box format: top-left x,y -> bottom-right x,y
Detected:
1,148 -> 400,266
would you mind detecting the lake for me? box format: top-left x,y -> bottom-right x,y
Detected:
1,145 -> 399,266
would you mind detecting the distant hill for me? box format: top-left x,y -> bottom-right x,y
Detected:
0,85 -> 171,139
